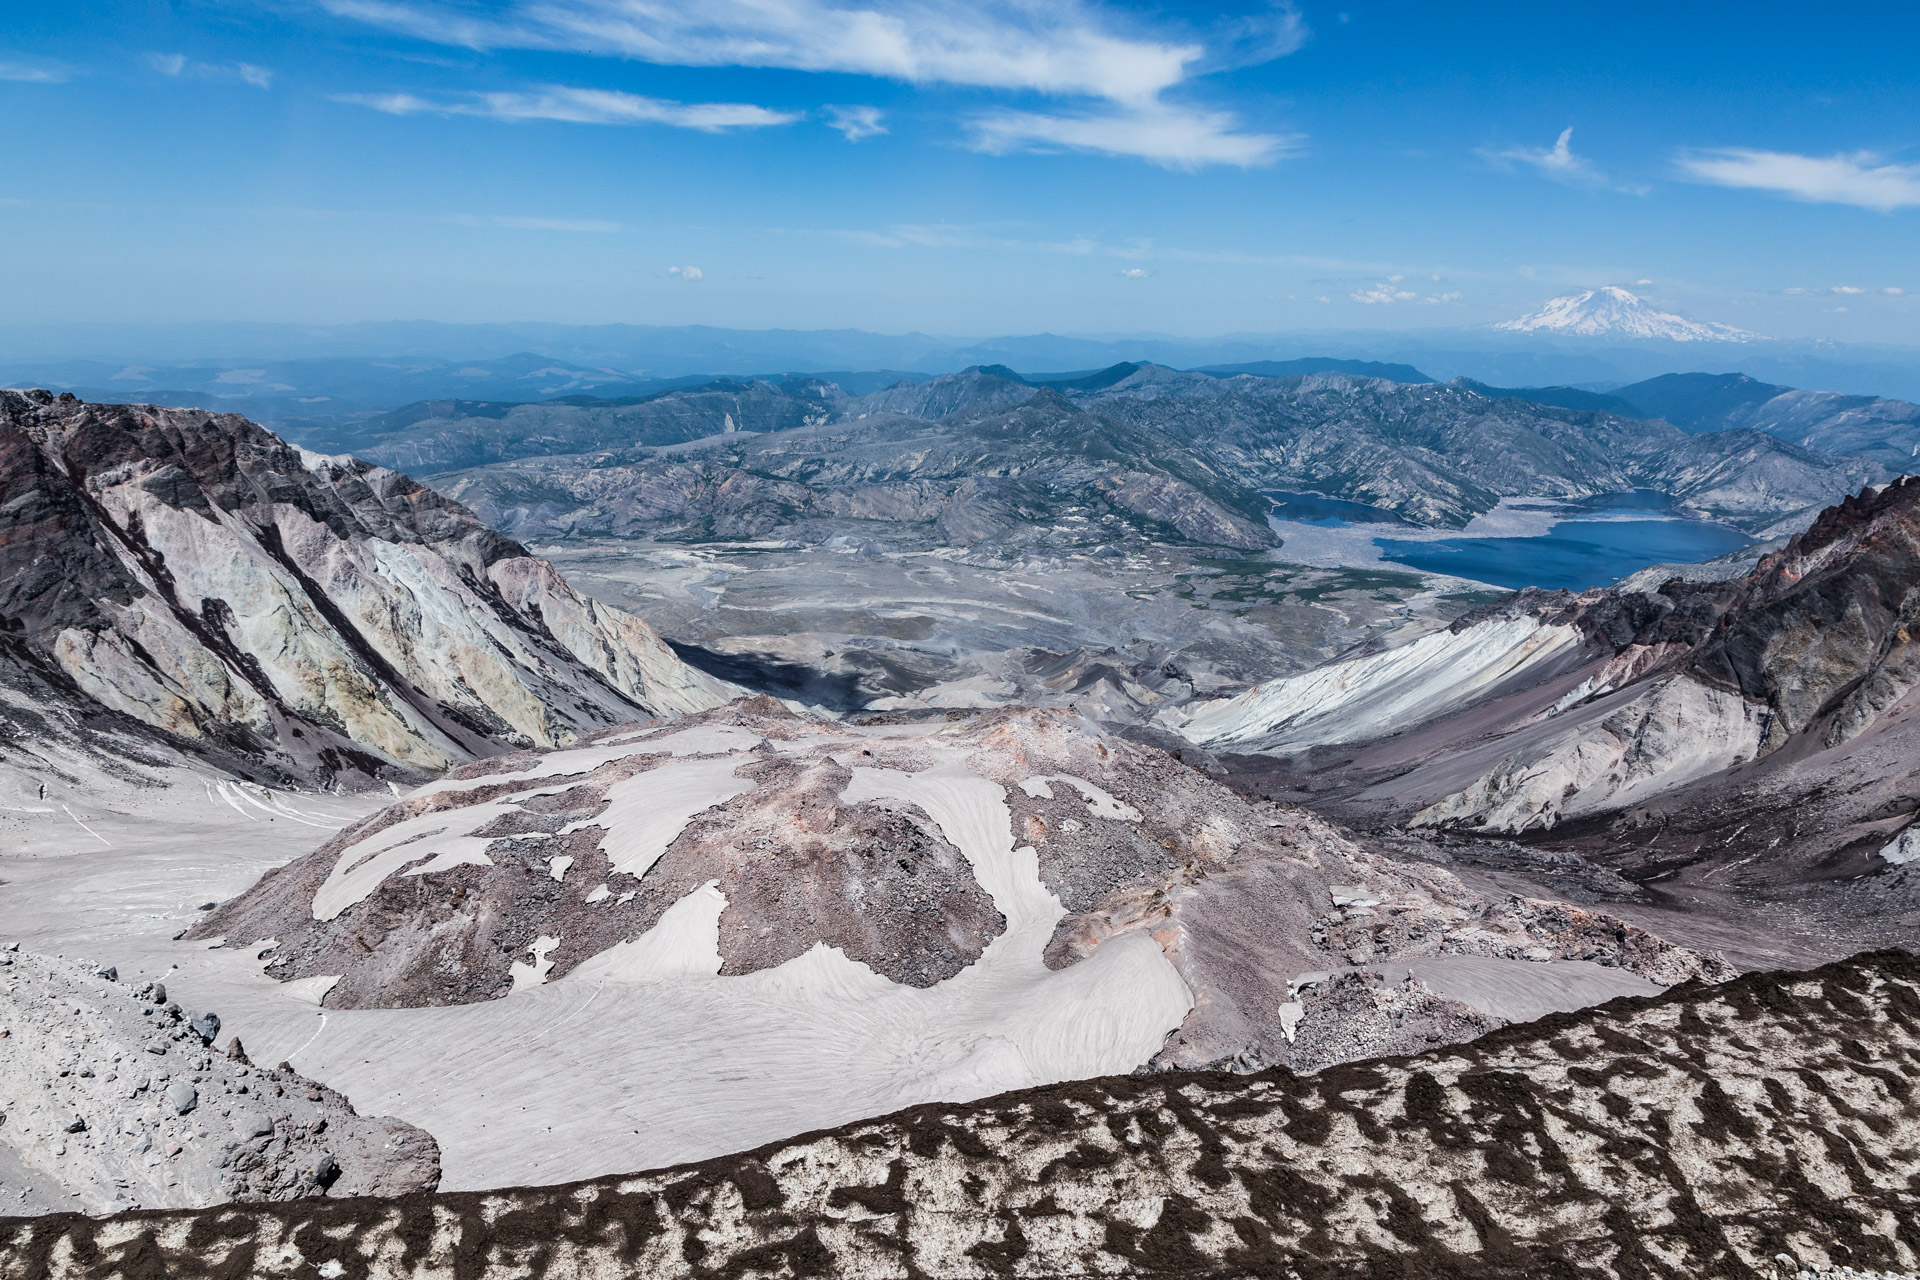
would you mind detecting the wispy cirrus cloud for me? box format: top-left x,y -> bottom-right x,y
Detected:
321,0 -> 1302,168
149,53 -> 273,88
826,105 -> 887,141
0,60 -> 67,83
1481,127 -> 1645,194
1783,284 -> 1905,297
969,103 -> 1298,169
337,86 -> 799,131
1677,147 -> 1920,212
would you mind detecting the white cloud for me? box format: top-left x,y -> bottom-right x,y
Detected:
338,86 -> 798,131
1635,277 -> 1654,285
826,105 -> 886,140
1351,278 -> 1459,305
968,103 -> 1295,169
1482,127 -> 1645,194
329,0 -> 1214,100
1487,127 -> 1596,183
1118,267 -> 1150,278
148,52 -> 273,87
0,61 -> 66,83
668,265 -> 704,279
323,0 -> 1304,169
1677,148 -> 1920,212
1786,283 -> 1906,298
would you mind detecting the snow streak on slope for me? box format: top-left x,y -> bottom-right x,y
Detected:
1171,616 -> 1583,752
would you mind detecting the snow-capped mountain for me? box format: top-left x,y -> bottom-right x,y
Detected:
1496,286 -> 1758,342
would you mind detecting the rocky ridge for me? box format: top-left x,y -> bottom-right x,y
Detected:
428,367 -> 1882,550
1618,372 -> 1920,473
0,391 -> 732,788
0,947 -> 439,1217
5,948 -> 1915,1280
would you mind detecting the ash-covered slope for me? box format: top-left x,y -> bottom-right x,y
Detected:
0,947 -> 439,1217
197,700 -> 1720,1083
10,949 -> 1916,1280
440,388 -> 1278,551
0,390 -> 732,788
1177,477 -> 1920,960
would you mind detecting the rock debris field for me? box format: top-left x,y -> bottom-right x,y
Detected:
0,947 -> 438,1218
5,949 -> 1917,1279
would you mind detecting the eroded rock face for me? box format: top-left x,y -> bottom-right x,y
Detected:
196,701 -> 1726,1077
0,390 -> 733,786
1189,476 -> 1920,842
7,950 -> 1914,1279
0,948 -> 438,1216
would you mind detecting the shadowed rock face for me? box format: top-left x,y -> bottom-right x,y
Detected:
7,949 -> 1914,1279
0,390 -> 732,787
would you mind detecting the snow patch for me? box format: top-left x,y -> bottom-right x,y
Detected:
509,936 -> 562,991
565,884 -> 725,983
562,755 -> 756,879
1018,775 -> 1142,822
1882,827 -> 1920,865
1174,617 -> 1582,752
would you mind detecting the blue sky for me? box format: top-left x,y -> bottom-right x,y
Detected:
3,1 -> 1918,341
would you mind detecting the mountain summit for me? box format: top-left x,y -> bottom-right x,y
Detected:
1496,285 -> 1758,342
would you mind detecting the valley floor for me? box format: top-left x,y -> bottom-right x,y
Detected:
538,536 -> 1499,720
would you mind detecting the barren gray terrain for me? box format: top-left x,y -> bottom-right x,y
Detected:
3,389 -> 1916,1279
8,949 -> 1916,1280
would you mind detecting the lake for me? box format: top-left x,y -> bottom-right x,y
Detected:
1371,491 -> 1753,591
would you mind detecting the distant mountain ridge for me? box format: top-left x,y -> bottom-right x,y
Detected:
429,366 -> 1884,554
1466,371 -> 1920,473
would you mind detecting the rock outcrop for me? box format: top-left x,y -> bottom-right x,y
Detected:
7,949 -> 1915,1280
0,391 -> 733,788
0,947 -> 438,1216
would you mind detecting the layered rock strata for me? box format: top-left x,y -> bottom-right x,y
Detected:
0,391 -> 732,787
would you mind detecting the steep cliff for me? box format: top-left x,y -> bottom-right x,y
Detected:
0,391 -> 733,788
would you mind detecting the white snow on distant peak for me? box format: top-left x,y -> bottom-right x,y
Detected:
1496,286 -> 1759,342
